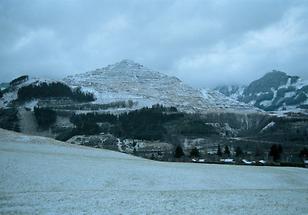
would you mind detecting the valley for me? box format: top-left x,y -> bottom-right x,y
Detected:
1,129 -> 308,214
0,60 -> 307,166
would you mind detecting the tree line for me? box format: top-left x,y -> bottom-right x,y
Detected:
70,105 -> 184,140
17,82 -> 95,102
34,107 -> 57,129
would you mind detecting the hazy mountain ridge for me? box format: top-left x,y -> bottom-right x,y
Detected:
216,70 -> 308,112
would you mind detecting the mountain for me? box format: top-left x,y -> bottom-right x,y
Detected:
64,59 -> 256,113
0,60 -> 264,141
214,85 -> 245,100
201,88 -> 257,111
216,70 -> 308,112
1,63 -> 307,164
64,59 -> 209,113
0,60 -> 260,113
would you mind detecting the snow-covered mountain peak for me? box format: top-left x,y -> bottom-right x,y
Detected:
64,60 -> 213,112
63,60 -> 262,113
115,59 -> 142,67
105,59 -> 145,72
80,59 -> 167,81
215,70 -> 308,113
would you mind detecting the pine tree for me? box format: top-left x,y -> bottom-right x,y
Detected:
255,146 -> 263,157
190,147 -> 200,158
217,145 -> 222,157
269,144 -> 283,162
299,147 -> 308,158
224,145 -> 230,156
235,146 -> 243,157
175,146 -> 184,158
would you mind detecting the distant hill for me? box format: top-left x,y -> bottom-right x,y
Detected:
64,59 -> 256,113
216,70 -> 308,112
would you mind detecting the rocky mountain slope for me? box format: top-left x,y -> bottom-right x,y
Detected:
216,70 -> 308,112
0,60 -> 264,143
0,59 -> 260,114
201,88 -> 256,111
64,59 -> 257,113
63,59 -> 208,113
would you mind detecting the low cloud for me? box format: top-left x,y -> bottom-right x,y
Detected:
173,6 -> 308,87
0,0 -> 307,88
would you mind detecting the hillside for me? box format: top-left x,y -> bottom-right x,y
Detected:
216,70 -> 308,112
63,59 -> 257,113
63,59 -> 209,113
201,88 -> 257,111
0,60 -> 259,115
1,128 -> 308,214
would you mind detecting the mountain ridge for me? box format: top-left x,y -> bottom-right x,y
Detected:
63,59 -> 257,113
215,70 -> 308,113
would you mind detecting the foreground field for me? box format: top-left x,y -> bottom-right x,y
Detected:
0,129 -> 308,214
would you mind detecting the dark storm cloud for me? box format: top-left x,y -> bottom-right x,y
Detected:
1,0 -> 308,87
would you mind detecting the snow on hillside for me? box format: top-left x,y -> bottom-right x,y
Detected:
64,59 -> 254,113
1,60 -> 263,113
201,88 -> 260,112
0,76 -> 63,108
1,128 -> 308,214
214,85 -> 246,100
216,71 -> 308,113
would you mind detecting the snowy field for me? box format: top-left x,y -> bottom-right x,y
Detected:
1,129 -> 308,214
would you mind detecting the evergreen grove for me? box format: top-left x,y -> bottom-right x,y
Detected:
17,82 -> 95,102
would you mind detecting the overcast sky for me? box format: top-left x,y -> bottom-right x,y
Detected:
1,0 -> 308,88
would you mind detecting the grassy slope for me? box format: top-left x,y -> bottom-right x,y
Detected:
0,128 -> 308,214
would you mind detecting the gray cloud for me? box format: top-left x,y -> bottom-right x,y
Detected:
1,0 -> 308,88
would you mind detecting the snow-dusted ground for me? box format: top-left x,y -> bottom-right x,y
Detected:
1,129 -> 308,215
